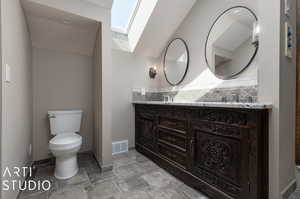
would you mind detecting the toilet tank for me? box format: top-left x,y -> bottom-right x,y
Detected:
48,110 -> 82,135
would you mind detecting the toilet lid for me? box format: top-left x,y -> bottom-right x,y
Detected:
50,133 -> 82,145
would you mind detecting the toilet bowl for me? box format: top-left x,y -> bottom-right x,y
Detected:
48,110 -> 83,180
49,133 -> 82,179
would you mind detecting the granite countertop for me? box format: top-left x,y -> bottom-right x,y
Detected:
132,101 -> 272,109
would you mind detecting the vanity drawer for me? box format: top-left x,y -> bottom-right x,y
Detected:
157,127 -> 187,152
158,142 -> 187,169
158,117 -> 187,132
192,120 -> 245,140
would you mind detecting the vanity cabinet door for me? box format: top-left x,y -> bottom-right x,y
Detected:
135,108 -> 157,152
156,126 -> 189,169
190,121 -> 250,199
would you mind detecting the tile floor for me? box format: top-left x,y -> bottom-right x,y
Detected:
18,150 -> 209,199
289,167 -> 300,199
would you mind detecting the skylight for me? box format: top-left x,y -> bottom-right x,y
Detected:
111,0 -> 140,34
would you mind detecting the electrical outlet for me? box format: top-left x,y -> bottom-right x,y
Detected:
285,22 -> 293,59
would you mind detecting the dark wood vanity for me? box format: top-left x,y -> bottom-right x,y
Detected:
135,103 -> 269,199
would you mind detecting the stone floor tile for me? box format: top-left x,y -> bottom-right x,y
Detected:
112,150 -> 149,164
141,170 -> 182,190
49,187 -> 88,199
113,156 -> 137,168
87,180 -> 121,199
114,190 -> 152,199
289,189 -> 300,199
289,167 -> 300,199
128,150 -> 150,163
148,187 -> 190,199
178,184 -> 209,199
113,163 -> 144,180
85,162 -> 101,177
19,150 -> 209,199
18,191 -> 49,199
56,168 -> 91,191
137,160 -> 160,173
112,152 -> 130,160
89,169 -> 116,184
60,168 -> 89,184
20,172 -> 58,197
115,176 -> 150,193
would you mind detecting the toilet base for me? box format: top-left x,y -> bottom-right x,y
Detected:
54,154 -> 79,180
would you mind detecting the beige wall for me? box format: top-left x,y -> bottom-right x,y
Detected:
98,10 -> 113,168
112,0 -> 259,150
258,0 -> 297,198
93,25 -> 102,163
157,0 -> 258,90
111,50 -> 159,148
32,47 -> 94,161
113,0 -> 297,198
22,0 -> 113,168
1,0 -> 33,199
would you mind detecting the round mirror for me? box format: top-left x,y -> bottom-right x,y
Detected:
163,38 -> 189,86
205,6 -> 258,79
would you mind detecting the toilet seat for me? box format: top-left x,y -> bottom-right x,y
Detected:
48,110 -> 83,179
49,133 -> 82,150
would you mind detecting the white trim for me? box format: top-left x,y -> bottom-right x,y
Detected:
111,27 -> 127,35
111,0 -> 141,34
126,0 -> 141,33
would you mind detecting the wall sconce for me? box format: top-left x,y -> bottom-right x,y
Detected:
149,66 -> 157,79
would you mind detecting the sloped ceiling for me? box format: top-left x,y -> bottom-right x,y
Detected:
22,0 -> 99,56
84,0 -> 113,9
22,0 -> 196,58
214,23 -> 251,52
133,0 -> 196,58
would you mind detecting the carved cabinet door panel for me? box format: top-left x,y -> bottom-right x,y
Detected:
156,126 -> 189,169
136,113 -> 156,152
190,122 -> 250,199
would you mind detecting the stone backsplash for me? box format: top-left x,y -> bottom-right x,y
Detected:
132,86 -> 258,103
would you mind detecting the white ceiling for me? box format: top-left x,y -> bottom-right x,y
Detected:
133,0 -> 196,58
22,0 -> 196,58
84,0 -> 113,9
22,0 -> 100,56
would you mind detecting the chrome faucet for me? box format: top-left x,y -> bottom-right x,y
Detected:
247,96 -> 253,103
232,93 -> 240,102
163,95 -> 170,102
170,95 -> 174,102
163,95 -> 174,103
221,96 -> 227,102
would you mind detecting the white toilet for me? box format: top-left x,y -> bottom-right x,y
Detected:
48,110 -> 83,180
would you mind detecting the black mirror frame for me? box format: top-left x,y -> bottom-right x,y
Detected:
204,6 -> 259,80
163,38 -> 190,86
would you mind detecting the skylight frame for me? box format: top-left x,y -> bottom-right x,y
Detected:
111,0 -> 141,34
